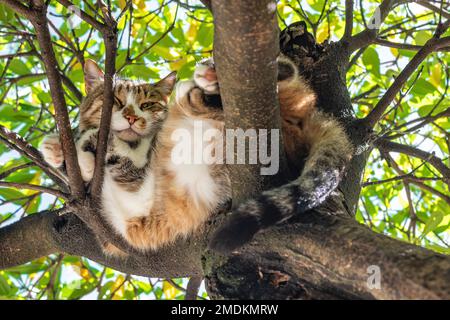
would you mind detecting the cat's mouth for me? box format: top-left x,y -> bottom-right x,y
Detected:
114,127 -> 142,141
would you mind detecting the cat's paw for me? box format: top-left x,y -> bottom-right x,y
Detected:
41,134 -> 64,168
77,150 -> 96,182
193,58 -> 219,94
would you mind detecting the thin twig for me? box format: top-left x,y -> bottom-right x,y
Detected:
0,181 -> 69,200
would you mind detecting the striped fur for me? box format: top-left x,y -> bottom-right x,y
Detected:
40,60 -> 176,256
120,57 -> 352,254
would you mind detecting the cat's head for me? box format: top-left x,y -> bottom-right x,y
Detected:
172,58 -> 224,121
80,59 -> 177,142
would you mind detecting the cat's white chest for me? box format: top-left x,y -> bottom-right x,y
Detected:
168,118 -> 223,209
101,170 -> 155,237
101,138 -> 155,237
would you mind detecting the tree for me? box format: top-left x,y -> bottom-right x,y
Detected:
0,0 -> 449,300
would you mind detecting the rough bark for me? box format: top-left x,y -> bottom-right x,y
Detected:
212,0 -> 289,205
205,196 -> 450,299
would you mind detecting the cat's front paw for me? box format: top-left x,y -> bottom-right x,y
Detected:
77,150 -> 96,182
193,58 -> 219,94
41,134 -> 64,168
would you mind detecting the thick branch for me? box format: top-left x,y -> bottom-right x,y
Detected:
185,276 -> 203,300
211,0 -> 288,204
1,200 -> 449,299
0,210 -> 59,269
0,210 -> 204,277
343,0 -> 354,40
205,197 -> 450,299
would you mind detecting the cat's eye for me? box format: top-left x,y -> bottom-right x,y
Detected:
140,102 -> 151,110
140,102 -> 164,111
151,102 -> 164,111
114,96 -> 124,109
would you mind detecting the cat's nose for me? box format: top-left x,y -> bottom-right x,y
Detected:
125,114 -> 138,125
204,68 -> 217,81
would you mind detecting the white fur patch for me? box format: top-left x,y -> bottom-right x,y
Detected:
100,136 -> 155,237
110,111 -> 130,132
193,64 -> 219,93
41,134 -> 64,168
75,128 -> 97,182
102,169 -> 155,237
111,135 -> 152,168
175,80 -> 196,103
168,117 -> 222,210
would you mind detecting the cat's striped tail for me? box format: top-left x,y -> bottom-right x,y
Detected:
209,111 -> 353,254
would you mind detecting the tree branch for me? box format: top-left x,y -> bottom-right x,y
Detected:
375,139 -> 450,187
211,0 -> 288,204
90,14 -> 117,198
0,210 -> 204,278
416,0 -> 450,20
1,200 -> 449,299
346,0 -> 400,52
30,4 -> 85,199
199,0 -> 211,11
364,29 -> 450,128
0,125 -> 69,190
0,0 -> 33,19
0,181 -> 69,200
55,0 -> 105,32
185,276 -> 203,300
343,0 -> 354,40
374,38 -> 450,52
0,210 -> 60,269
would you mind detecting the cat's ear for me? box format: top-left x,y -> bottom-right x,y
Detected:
84,59 -> 104,93
155,71 -> 177,100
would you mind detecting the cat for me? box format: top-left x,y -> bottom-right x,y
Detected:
41,56 -> 352,256
40,59 -> 176,255
119,56 -> 353,253
120,58 -> 230,251
209,56 -> 354,253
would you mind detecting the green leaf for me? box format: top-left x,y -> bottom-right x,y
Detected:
411,78 -> 437,96
362,47 -> 380,77
0,276 -> 12,296
422,211 -> 444,237
9,60 -> 29,75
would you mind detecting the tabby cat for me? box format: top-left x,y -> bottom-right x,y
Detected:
118,56 -> 353,253
41,57 -> 352,256
41,60 -> 176,255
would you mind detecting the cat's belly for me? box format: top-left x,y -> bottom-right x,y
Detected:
101,170 -> 155,237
